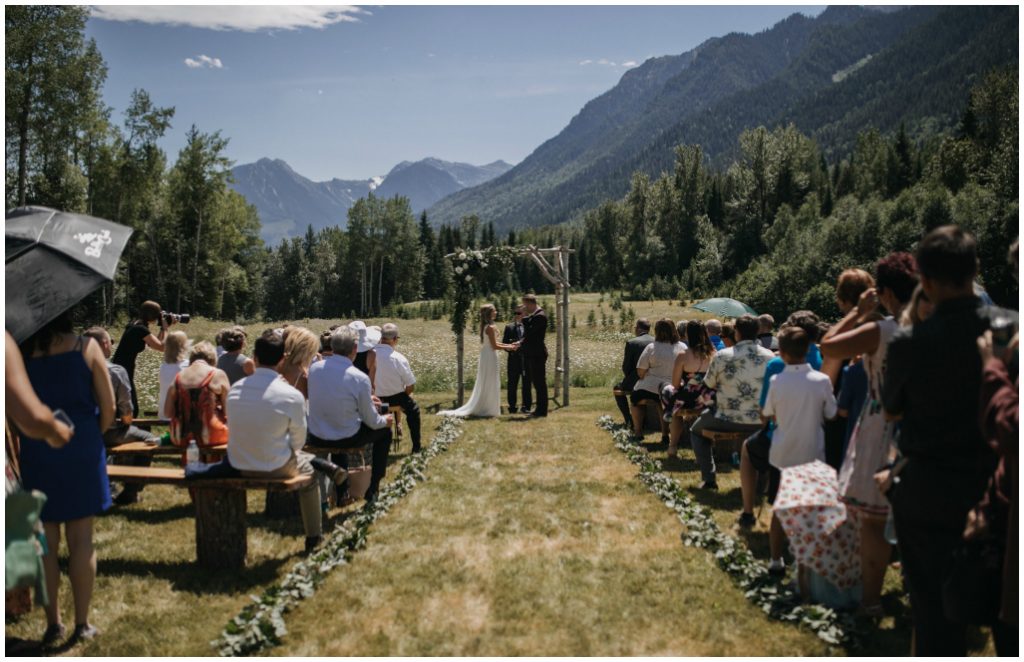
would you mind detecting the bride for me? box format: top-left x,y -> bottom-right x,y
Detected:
438,304 -> 519,418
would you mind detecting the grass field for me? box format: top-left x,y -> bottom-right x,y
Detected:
5,300 -> 998,655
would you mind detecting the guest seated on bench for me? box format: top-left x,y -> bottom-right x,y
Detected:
307,326 -> 394,505
689,315 -> 774,490
631,319 -> 684,442
661,320 -> 717,458
83,327 -> 160,505
226,330 -> 328,553
614,318 -> 653,429
375,323 -> 422,453
165,341 -> 230,448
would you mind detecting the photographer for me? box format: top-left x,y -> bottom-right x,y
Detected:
306,326 -> 393,505
111,301 -> 176,416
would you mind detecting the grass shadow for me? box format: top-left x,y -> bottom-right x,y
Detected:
98,556 -> 288,594
107,502 -> 193,525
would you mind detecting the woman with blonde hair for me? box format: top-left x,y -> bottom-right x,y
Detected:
438,304 -> 518,418
280,326 -> 320,399
158,330 -> 189,422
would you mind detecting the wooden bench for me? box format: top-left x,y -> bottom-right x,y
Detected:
129,418 -> 167,430
697,429 -> 748,463
107,442 -> 227,459
613,388 -> 663,432
106,465 -> 313,570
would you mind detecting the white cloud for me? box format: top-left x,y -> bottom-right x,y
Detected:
91,6 -> 367,32
184,54 -> 223,69
580,58 -> 637,68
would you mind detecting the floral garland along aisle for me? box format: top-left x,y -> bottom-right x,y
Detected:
597,416 -> 853,647
213,418 -> 464,656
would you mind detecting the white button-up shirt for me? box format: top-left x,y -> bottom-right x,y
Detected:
373,344 -> 416,398
307,354 -> 388,440
226,367 -> 307,473
761,363 -> 838,469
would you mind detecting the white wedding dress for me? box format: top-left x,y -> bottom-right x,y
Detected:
438,333 -> 501,418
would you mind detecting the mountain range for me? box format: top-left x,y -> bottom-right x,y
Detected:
229,157 -> 512,244
427,5 -> 1018,231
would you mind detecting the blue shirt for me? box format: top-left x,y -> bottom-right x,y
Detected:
709,335 -> 725,351
837,360 -> 868,455
307,355 -> 389,440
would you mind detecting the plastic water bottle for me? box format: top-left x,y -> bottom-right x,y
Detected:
186,439 -> 199,465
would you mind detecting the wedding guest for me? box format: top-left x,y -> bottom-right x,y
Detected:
760,326 -> 837,575
18,312 -> 115,644
158,331 -> 189,423
900,284 -> 934,328
375,323 -> 422,453
216,328 -> 254,386
720,322 -> 737,348
307,327 -> 393,504
82,327 -> 159,505
280,327 -> 320,399
757,314 -> 777,350
348,321 -> 380,391
111,300 -> 172,416
883,226 -> 1015,655
836,359 -> 868,458
691,315 -> 773,490
5,331 -> 73,450
226,331 -> 326,554
970,327 -> 1018,657
705,319 -> 725,351
631,319 -> 682,443
738,311 -> 824,526
503,306 -> 532,414
664,320 -> 716,458
165,341 -> 230,448
821,252 -> 917,617
615,319 -> 653,428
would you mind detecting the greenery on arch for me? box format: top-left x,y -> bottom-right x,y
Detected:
446,245 -> 519,335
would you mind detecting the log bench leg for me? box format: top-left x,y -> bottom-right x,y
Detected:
195,487 -> 247,570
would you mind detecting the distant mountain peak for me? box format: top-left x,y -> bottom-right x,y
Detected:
229,156 -> 511,244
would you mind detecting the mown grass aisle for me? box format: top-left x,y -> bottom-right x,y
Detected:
280,390 -> 828,656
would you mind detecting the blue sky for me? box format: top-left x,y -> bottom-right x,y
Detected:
87,5 -> 824,181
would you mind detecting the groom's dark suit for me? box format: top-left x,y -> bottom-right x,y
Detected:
502,320 -> 532,413
520,308 -> 549,416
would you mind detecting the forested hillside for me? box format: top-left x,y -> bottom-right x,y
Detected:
428,5 -> 1017,232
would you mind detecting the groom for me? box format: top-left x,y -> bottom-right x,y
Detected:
519,294 -> 549,417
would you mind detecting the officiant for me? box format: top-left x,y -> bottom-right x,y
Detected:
502,305 -> 533,414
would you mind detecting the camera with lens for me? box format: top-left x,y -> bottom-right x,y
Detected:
377,402 -> 390,415
990,315 -> 1016,356
161,310 -> 190,326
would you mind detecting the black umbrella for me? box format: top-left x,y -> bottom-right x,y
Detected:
6,206 -> 133,343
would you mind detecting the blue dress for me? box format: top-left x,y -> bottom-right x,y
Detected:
18,342 -> 111,522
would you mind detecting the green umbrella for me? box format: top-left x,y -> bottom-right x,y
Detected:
689,297 -> 757,318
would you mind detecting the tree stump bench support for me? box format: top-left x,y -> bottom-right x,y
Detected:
698,429 -> 749,462
106,465 -> 312,570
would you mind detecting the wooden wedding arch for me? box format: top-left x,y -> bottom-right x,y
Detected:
445,244 -> 575,408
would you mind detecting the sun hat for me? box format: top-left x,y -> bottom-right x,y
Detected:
349,320 -> 382,353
